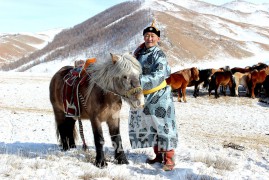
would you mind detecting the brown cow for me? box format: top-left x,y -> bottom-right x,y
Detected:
166,67 -> 199,102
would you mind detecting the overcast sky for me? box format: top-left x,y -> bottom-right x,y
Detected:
0,0 -> 268,33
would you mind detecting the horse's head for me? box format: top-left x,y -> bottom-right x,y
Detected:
110,53 -> 145,109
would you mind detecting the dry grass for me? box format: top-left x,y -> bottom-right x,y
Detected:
185,173 -> 217,180
192,153 -> 236,171
80,171 -> 129,180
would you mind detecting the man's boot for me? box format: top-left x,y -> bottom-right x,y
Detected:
162,149 -> 175,171
146,146 -> 163,164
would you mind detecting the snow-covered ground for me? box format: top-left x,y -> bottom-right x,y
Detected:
0,1 -> 269,179
0,69 -> 268,179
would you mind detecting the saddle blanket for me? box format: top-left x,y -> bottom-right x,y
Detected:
63,69 -> 87,117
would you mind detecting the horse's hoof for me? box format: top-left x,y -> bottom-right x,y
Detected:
61,145 -> 69,151
95,160 -> 108,168
117,158 -> 129,165
115,153 -> 129,164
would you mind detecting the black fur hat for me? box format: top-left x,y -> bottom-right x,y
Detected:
143,20 -> 160,37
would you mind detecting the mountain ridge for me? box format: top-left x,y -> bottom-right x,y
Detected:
1,0 -> 269,72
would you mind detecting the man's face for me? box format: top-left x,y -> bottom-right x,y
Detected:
144,32 -> 160,48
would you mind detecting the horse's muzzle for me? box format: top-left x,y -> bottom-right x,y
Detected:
130,93 -> 145,109
125,86 -> 144,108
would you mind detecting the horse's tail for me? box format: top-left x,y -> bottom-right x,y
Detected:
209,73 -> 216,88
54,116 -> 78,146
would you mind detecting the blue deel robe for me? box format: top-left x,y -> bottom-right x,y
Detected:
128,45 -> 178,151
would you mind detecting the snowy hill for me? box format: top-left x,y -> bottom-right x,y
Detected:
0,28 -> 61,66
1,0 -> 269,73
222,0 -> 269,13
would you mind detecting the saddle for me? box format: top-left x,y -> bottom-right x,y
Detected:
63,58 -> 96,117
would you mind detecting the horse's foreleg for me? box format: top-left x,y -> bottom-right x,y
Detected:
58,117 -> 76,150
193,84 -> 198,98
229,82 -> 236,96
92,121 -> 107,168
177,88 -> 182,102
107,117 -> 129,165
215,85 -> 219,98
243,82 -> 249,96
251,82 -> 256,98
235,84 -> 239,96
182,86 -> 187,102
208,82 -> 213,96
221,85 -> 227,96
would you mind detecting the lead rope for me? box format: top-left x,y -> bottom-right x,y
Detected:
78,92 -> 88,151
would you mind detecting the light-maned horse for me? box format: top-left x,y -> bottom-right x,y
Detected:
166,67 -> 199,102
233,72 -> 250,96
49,53 -> 144,168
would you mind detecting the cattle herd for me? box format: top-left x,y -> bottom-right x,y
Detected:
167,62 -> 269,101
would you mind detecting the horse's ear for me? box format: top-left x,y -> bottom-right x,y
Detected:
110,53 -> 119,64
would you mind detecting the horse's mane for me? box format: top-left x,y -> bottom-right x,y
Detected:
85,53 -> 141,100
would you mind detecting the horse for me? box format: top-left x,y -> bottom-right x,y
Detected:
208,71 -> 236,98
49,53 -> 144,168
263,75 -> 269,97
233,72 -> 250,96
248,67 -> 269,98
189,68 -> 223,98
231,67 -> 252,74
252,62 -> 268,71
166,67 -> 199,102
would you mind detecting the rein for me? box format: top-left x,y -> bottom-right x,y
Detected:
95,84 -> 142,101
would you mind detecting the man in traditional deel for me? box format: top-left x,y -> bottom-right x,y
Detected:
128,20 -> 178,171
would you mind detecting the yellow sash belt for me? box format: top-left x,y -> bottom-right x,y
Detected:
143,80 -> 167,95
